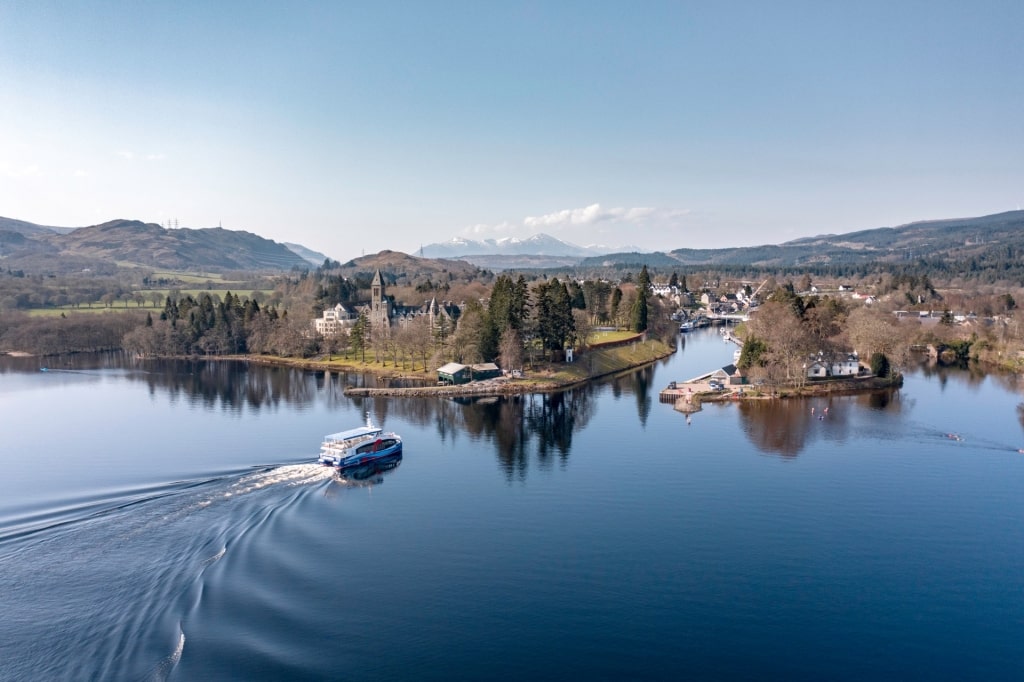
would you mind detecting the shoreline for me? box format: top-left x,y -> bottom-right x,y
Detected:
667,374 -> 903,414
214,338 -> 680,397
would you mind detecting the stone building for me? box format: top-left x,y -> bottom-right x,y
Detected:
366,269 -> 461,332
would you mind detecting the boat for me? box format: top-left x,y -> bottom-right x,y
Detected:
333,452 -> 403,487
318,417 -> 403,468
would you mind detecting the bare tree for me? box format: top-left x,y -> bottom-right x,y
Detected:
498,327 -> 523,373
845,306 -> 912,375
748,301 -> 814,387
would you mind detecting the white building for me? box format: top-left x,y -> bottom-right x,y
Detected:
805,351 -> 860,378
831,352 -> 860,376
314,303 -> 357,337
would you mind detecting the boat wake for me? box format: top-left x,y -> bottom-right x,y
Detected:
220,463 -> 334,499
0,460 -> 334,681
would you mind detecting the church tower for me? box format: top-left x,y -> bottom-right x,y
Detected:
370,269 -> 389,328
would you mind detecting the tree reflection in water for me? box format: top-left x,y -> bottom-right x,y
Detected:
737,390 -> 898,458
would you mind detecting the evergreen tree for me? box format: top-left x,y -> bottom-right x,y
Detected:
534,278 -> 575,359
630,265 -> 651,332
350,311 -> 369,362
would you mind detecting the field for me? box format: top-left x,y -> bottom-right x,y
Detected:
25,289 -> 277,316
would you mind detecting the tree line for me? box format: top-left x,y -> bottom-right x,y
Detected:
1,265 -> 670,364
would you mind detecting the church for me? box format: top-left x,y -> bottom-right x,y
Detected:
315,269 -> 461,336
367,269 -> 462,331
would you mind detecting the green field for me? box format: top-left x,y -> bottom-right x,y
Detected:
25,289 -> 277,316
589,330 -> 635,344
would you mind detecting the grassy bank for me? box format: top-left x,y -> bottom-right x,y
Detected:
242,337 -> 677,397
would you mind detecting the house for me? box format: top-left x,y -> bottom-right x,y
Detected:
830,352 -> 859,376
313,303 -> 357,337
437,362 -> 472,385
711,364 -> 747,386
651,283 -> 674,297
804,350 -> 860,378
806,360 -> 828,378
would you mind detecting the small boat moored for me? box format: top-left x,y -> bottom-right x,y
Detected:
318,417 -> 403,468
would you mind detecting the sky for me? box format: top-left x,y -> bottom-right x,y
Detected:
1,1 -> 1022,262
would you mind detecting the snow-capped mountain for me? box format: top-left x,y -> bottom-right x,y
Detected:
420,233 -> 620,259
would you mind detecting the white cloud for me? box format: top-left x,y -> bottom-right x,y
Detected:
117,150 -> 165,161
464,221 -> 515,236
2,163 -> 42,178
524,203 -> 688,229
455,204 -> 690,250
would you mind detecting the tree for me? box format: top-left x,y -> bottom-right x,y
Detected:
404,315 -> 433,370
498,327 -> 523,372
737,336 -> 768,370
451,299 -> 487,364
582,280 -> 612,324
350,311 -> 369,362
534,278 -> 575,359
610,287 -> 623,328
630,265 -> 651,332
845,307 -> 910,377
747,300 -> 814,387
571,309 -> 593,348
434,312 -> 452,360
870,352 -> 890,377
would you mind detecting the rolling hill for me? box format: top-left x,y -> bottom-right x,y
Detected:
0,217 -> 312,273
576,210 -> 1024,270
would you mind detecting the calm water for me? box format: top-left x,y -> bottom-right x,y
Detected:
2,332 -> 1023,680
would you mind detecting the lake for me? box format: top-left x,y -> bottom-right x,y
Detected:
2,330 -> 1023,680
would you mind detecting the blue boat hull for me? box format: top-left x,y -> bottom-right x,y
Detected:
328,442 -> 403,469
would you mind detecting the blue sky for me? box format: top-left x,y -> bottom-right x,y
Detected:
1,1 -> 1021,261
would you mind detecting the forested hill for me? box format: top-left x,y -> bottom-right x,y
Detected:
0,218 -> 310,273
578,210 -> 1024,273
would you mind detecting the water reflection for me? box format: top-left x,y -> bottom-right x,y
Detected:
737,390 -> 900,458
910,355 -> 1024,395
738,400 -> 815,458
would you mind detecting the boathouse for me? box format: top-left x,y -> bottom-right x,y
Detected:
470,363 -> 502,380
437,362 -> 472,385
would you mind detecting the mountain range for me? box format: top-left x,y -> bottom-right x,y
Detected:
418,212 -> 1024,271
0,217 -> 311,273
2,209 -> 1022,276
